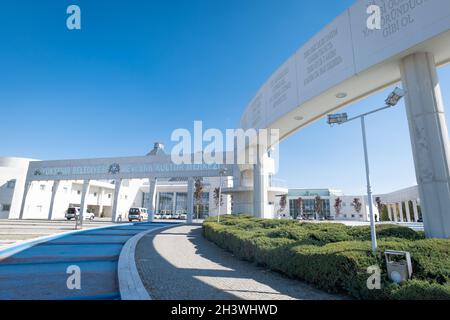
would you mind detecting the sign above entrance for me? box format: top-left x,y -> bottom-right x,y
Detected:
27,155 -> 233,181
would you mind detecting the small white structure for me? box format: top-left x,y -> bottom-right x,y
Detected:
0,157 -> 35,219
276,188 -> 379,222
375,186 -> 421,223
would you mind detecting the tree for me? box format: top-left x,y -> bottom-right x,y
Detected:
194,178 -> 203,221
213,187 -> 223,209
278,195 -> 287,218
314,195 -> 322,220
334,197 -> 343,217
351,198 -> 362,215
375,197 -> 384,221
297,197 -> 304,219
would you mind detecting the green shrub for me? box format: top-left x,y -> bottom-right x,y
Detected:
377,239 -> 450,284
202,215 -> 450,300
390,280 -> 450,300
348,224 -> 424,241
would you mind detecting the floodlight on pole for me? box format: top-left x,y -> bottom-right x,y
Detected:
385,87 -> 405,106
327,87 -> 405,254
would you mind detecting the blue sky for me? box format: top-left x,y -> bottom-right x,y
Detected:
0,0 -> 449,195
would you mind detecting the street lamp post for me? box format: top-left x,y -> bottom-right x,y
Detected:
217,168 -> 227,223
327,87 -> 405,254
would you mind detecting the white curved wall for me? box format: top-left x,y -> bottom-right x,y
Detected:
0,157 -> 36,219
241,0 -> 450,142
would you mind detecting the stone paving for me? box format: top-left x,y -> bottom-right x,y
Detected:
136,225 -> 344,300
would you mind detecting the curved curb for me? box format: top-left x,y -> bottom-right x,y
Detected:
118,224 -> 179,300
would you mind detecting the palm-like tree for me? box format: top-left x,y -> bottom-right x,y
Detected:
314,195 -> 322,220
213,187 -> 223,209
351,198 -> 362,215
334,197 -> 343,217
297,197 -> 304,219
194,178 -> 203,221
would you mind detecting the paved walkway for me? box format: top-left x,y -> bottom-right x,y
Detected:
136,225 -> 342,300
0,222 -> 170,300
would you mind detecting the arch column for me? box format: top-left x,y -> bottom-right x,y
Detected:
48,180 -> 60,220
400,52 -> 450,238
387,204 -> 392,221
253,144 -> 269,219
398,203 -> 404,222
413,200 -> 419,222
79,180 -> 91,227
19,181 -> 32,220
98,188 -> 105,218
393,204 -> 398,222
405,201 -> 411,222
111,179 -> 122,222
147,178 -> 158,222
187,177 -> 194,224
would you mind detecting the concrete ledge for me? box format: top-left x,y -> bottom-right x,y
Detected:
118,224 -> 178,300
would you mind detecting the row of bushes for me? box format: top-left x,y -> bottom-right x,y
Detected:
202,215 -> 450,300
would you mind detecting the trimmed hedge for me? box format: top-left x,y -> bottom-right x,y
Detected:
202,215 -> 450,300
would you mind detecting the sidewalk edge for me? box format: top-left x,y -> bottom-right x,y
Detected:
118,224 -> 179,300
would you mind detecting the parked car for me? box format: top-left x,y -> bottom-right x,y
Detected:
179,213 -> 187,220
172,213 -> 181,219
162,213 -> 172,219
65,207 -> 79,220
153,213 -> 162,219
65,207 -> 95,221
128,207 -> 148,222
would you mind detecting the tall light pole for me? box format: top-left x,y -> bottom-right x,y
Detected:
327,87 -> 405,254
217,168 -> 227,223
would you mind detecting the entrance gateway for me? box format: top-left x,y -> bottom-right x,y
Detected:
14,0 -> 450,238
18,149 -> 234,224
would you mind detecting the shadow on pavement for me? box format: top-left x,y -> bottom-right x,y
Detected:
136,225 -> 342,300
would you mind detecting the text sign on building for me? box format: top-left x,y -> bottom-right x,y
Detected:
28,160 -> 232,181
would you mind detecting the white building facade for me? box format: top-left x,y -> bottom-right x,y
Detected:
275,188 -> 379,222
0,144 -> 233,221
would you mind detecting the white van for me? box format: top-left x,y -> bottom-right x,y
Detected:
128,207 -> 148,222
65,207 -> 95,221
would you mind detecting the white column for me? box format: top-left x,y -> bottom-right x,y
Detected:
398,203 -> 404,222
155,192 -> 160,213
147,178 -> 157,222
400,52 -> 450,238
98,188 -> 104,217
413,200 -> 420,222
111,179 -> 122,222
187,177 -> 194,224
393,204 -> 398,222
387,204 -> 392,221
48,180 -> 60,220
253,145 -> 269,218
19,181 -> 32,220
172,192 -> 177,214
79,180 -> 91,226
405,201 -> 411,222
